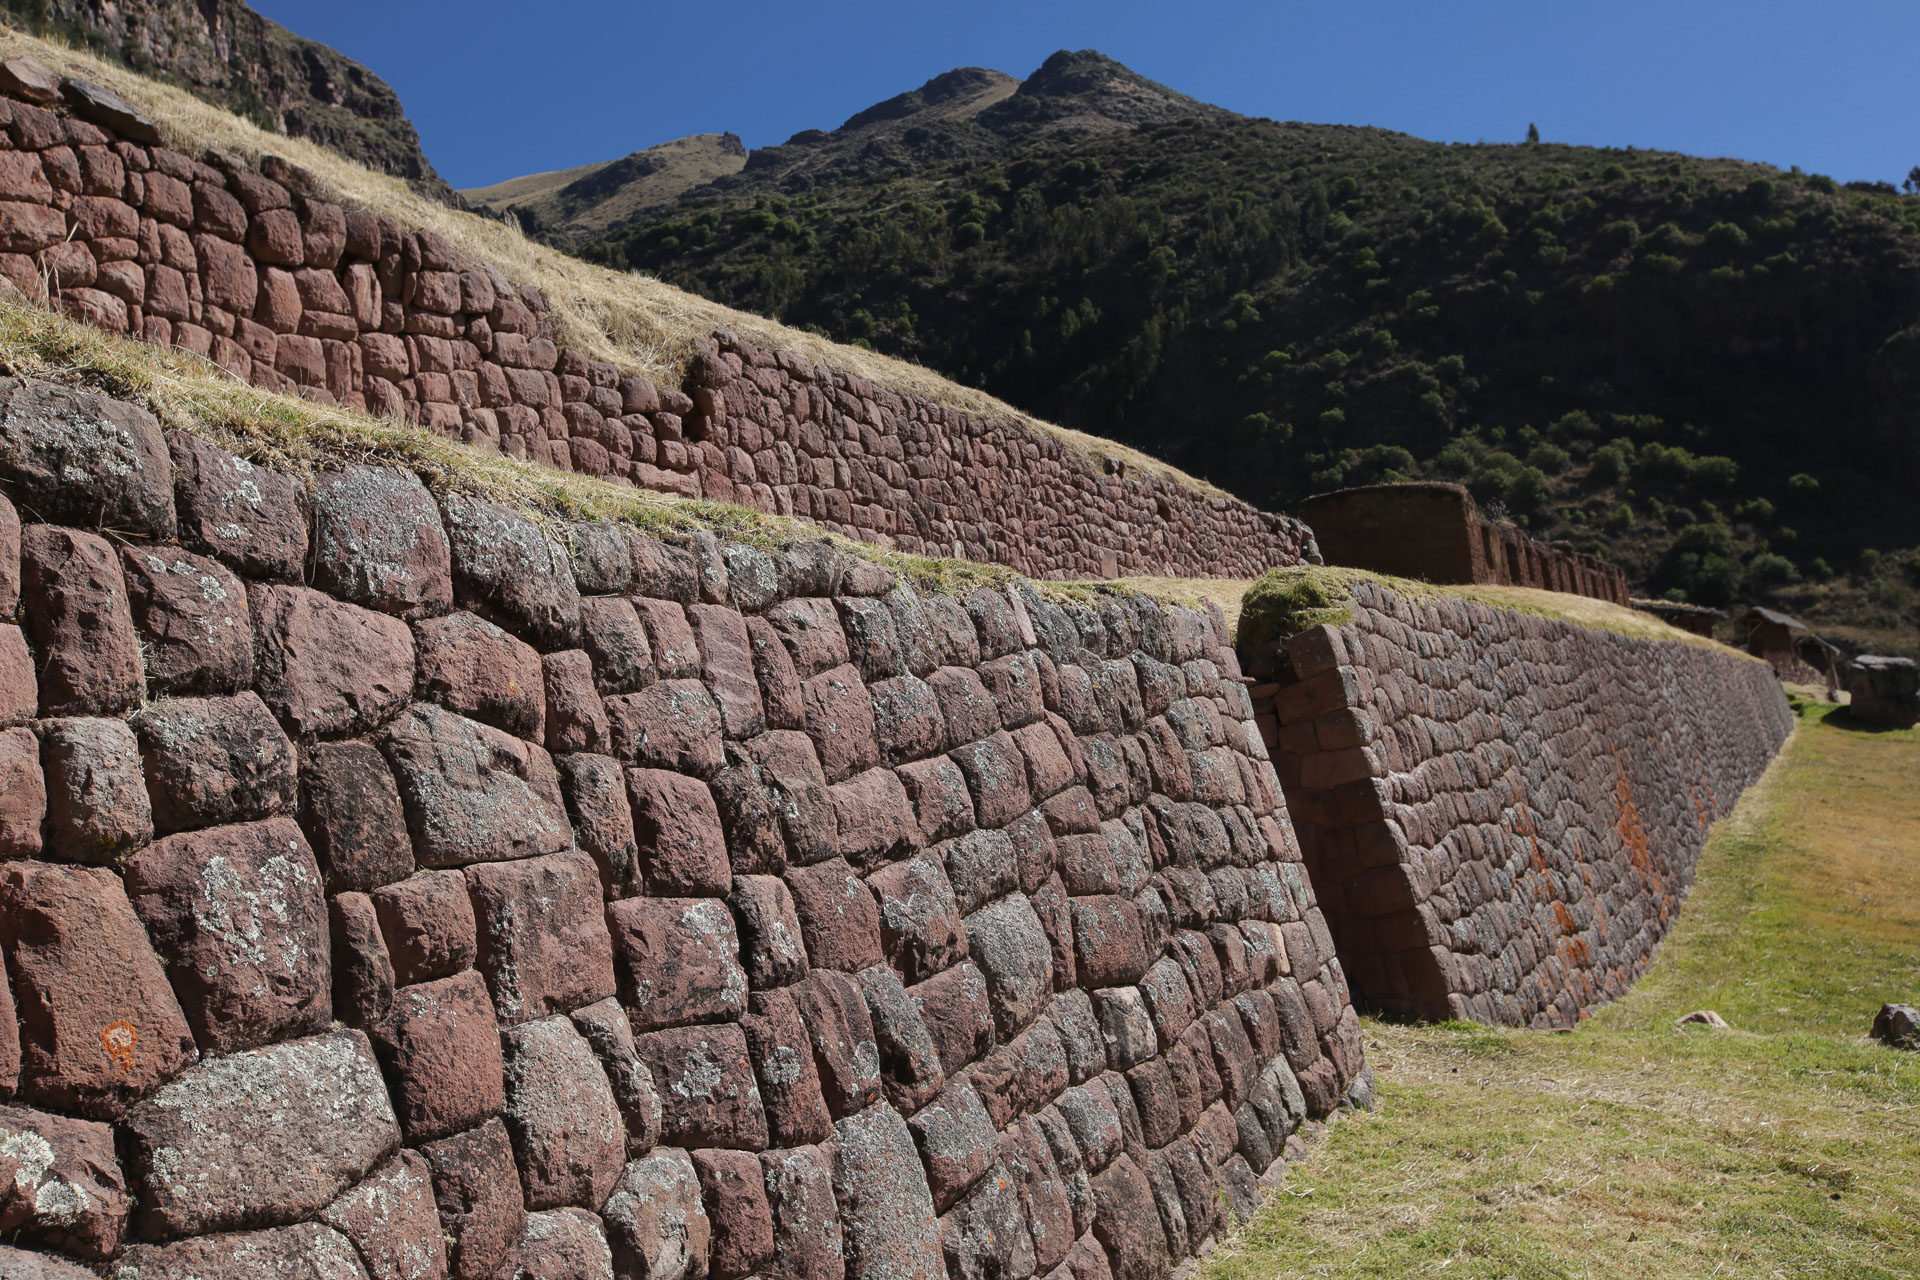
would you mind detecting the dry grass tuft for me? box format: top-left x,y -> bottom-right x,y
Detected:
0,23 -> 1227,498
0,294 -> 1186,608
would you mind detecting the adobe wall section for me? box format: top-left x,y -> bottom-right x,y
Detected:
1240,580 -> 1792,1027
1298,483 -> 1630,605
0,65 -> 1312,581
0,376 -> 1365,1280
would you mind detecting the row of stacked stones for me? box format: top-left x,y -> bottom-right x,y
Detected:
1242,580 -> 1793,1027
0,59 -> 1310,583
0,376 -> 1367,1280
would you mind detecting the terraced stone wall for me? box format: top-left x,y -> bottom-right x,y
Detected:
0,60 -> 1312,582
0,376 -> 1366,1280
1241,580 -> 1793,1028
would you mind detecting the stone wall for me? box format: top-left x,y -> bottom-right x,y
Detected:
1241,580 -> 1792,1027
0,375 -> 1366,1280
0,59 -> 1312,582
1297,483 -> 1630,605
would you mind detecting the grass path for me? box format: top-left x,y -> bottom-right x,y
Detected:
1211,701 -> 1920,1279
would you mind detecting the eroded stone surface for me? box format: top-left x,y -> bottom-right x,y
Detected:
311,466 -> 452,619
122,1029 -> 398,1238
0,380 -> 174,539
377,704 -> 571,869
499,1017 -> 625,1212
252,586 -> 415,740
602,1148 -> 710,1280
0,1104 -> 129,1259
319,1149 -> 449,1280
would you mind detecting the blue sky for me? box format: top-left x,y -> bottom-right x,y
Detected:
252,1 -> 1918,192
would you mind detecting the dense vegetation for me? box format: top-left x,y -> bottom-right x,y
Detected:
579,99 -> 1920,644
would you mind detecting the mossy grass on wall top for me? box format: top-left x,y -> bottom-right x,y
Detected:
1239,562 -> 1757,657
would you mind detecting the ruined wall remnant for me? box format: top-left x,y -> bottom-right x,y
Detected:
1240,578 -> 1792,1027
0,62 -> 1312,582
1297,483 -> 1630,605
0,376 -> 1365,1279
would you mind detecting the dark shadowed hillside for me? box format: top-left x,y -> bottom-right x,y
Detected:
568,55 -> 1920,642
0,0 -> 447,192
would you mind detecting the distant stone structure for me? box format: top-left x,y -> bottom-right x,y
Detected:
0,59 -> 1311,583
1737,606 -> 1840,687
1297,483 -> 1630,605
1849,655 -> 1920,727
1631,598 -> 1723,638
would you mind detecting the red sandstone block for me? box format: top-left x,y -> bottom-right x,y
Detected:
626,767 -> 731,895
38,716 -> 151,864
802,663 -> 880,784
541,650 -> 611,755
131,691 -> 296,834
499,1016 -> 624,1212
420,1116 -> 526,1280
0,861 -> 196,1120
120,545 -> 253,696
0,726 -> 42,858
605,896 -> 747,1032
633,1022 -> 769,1150
371,969 -> 506,1144
928,665 -> 1002,745
831,766 -> 921,868
414,610 -> 546,741
949,730 -> 1033,830
787,970 -> 882,1118
578,596 -> 654,696
692,1148 -> 777,1279
688,603 -> 765,738
297,738 -> 414,893
606,678 -> 726,777
371,869 -> 477,986
20,526 -> 143,717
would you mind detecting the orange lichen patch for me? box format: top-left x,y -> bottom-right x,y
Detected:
101,1019 -> 138,1074
1611,754 -> 1660,897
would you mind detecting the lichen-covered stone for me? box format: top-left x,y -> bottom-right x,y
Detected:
168,430 -> 308,581
761,1144 -> 846,1280
311,466 -> 453,619
110,1222 -> 372,1280
832,1102 -> 946,1280
967,895 -> 1056,1040
606,679 -> 726,777
730,873 -> 810,989
122,1029 -> 398,1238
319,1150 -> 449,1280
739,987 -> 834,1148
377,704 -> 571,869
602,1148 -> 710,1280
0,380 -> 175,539
555,752 -> 635,896
868,856 -> 968,985
605,896 -> 747,1033
910,961 -> 996,1077
124,817 -> 329,1052
0,1103 -> 129,1259
37,717 -> 152,865
568,998 -> 663,1157
785,859 -> 885,973
497,1209 -> 615,1280
120,546 -> 253,697
632,1023 -> 769,1150
440,492 -> 582,649
907,1079 -> 997,1213
788,971 -> 883,1119
466,849 -> 617,1025
131,693 -> 297,834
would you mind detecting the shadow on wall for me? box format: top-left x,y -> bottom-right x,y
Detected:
1239,580 -> 1793,1028
1297,482 -> 1630,606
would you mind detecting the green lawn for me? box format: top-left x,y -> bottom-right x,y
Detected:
1211,701 -> 1920,1279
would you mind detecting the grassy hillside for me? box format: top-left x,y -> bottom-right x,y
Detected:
1212,697 -> 1920,1279
462,132 -> 748,244
579,92 -> 1920,642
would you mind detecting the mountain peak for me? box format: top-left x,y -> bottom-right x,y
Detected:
982,49 -> 1221,134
